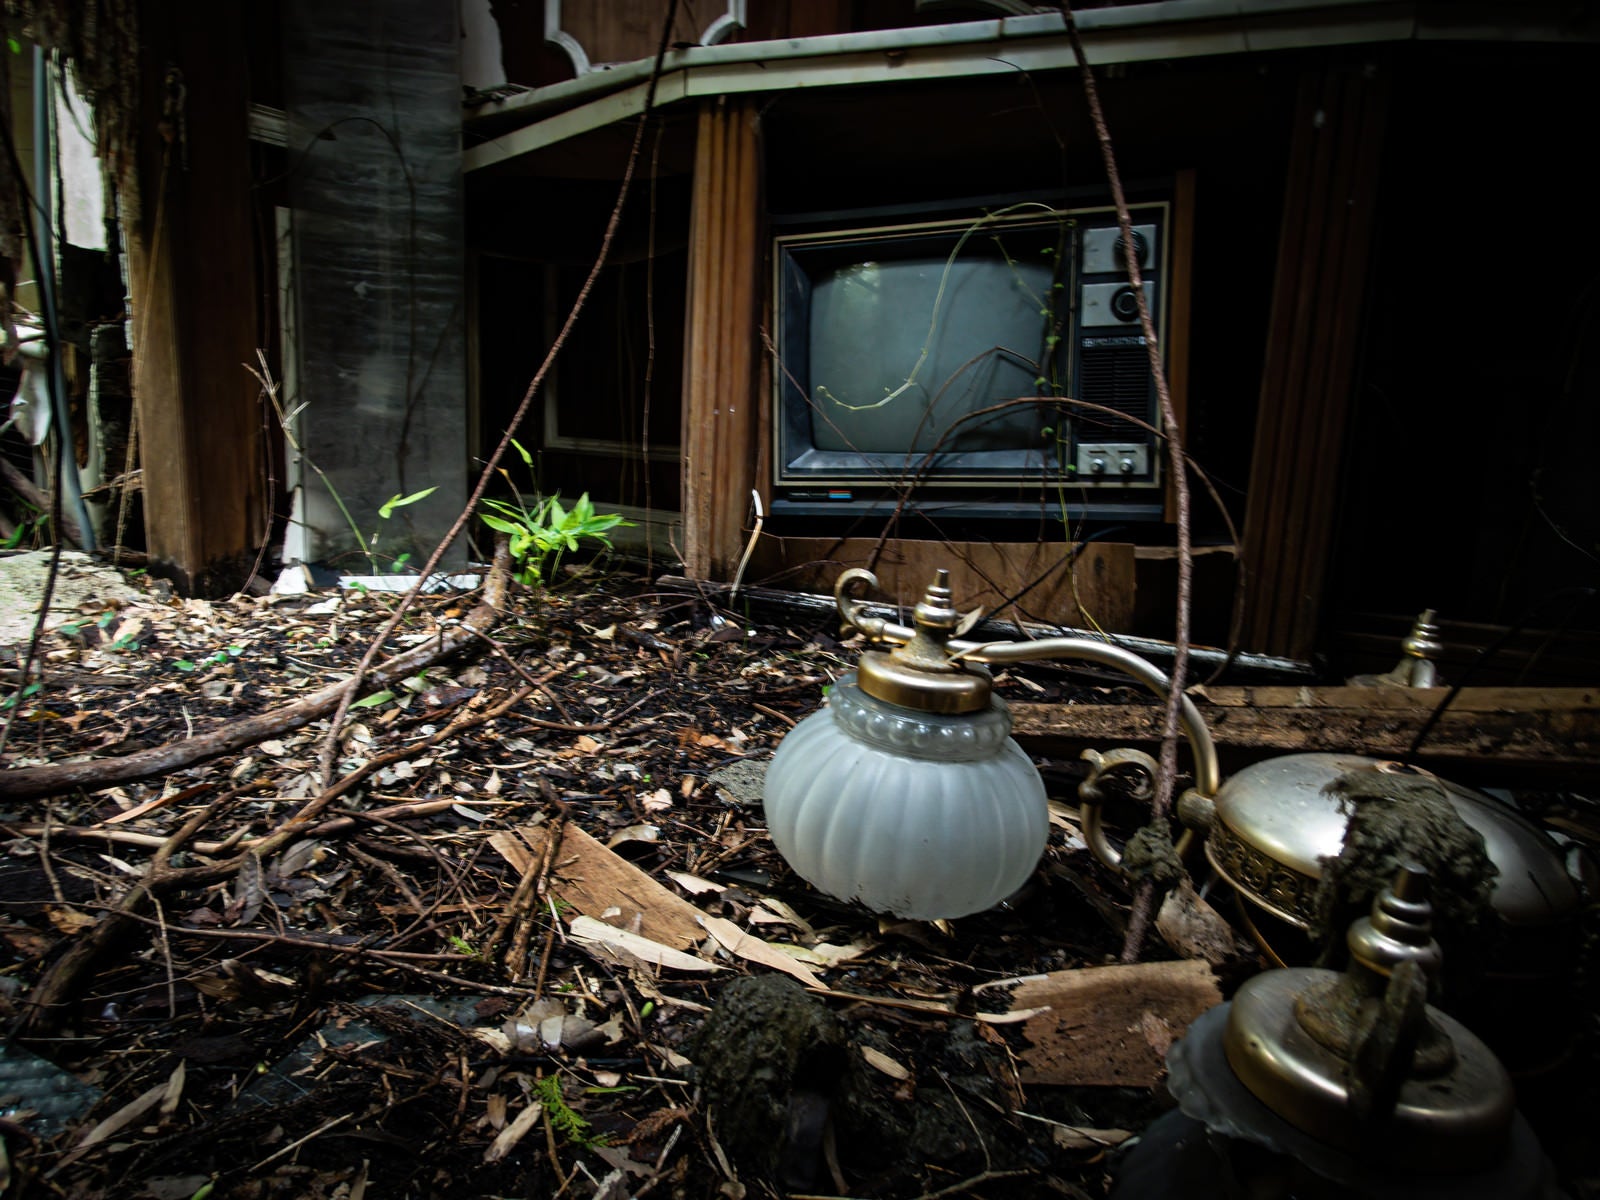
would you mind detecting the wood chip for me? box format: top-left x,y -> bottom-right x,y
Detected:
483,1101 -> 544,1163
499,824 -> 709,951
697,914 -> 827,990
569,916 -> 723,973
859,1045 -> 910,1080
1008,959 -> 1221,1087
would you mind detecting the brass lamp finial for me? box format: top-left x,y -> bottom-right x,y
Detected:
842,569 -> 992,715
1220,865 -> 1514,1171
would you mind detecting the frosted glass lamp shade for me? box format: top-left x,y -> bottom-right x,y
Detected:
762,673 -> 1049,920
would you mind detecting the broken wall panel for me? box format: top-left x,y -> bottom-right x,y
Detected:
282,0 -> 466,569
123,3 -> 263,593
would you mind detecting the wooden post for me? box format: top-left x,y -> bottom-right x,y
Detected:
1238,61 -> 1388,659
123,2 -> 262,594
680,95 -> 761,581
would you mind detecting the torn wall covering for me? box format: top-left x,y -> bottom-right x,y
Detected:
282,0 -> 466,569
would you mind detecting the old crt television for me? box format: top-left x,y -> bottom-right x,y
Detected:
770,189 -> 1180,523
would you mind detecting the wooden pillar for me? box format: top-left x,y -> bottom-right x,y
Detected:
124,1 -> 262,594
1237,59 -> 1388,659
680,95 -> 761,581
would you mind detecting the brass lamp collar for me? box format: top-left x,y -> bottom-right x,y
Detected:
842,569 -> 992,715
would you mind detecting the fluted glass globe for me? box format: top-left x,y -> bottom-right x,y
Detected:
762,672 -> 1049,920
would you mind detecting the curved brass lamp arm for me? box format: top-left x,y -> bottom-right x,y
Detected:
867,616 -> 1220,799
832,570 -> 1219,799
835,568 -> 889,640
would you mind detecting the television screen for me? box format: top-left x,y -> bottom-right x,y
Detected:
804,232 -> 1066,458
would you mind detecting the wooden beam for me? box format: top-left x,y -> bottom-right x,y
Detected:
680,96 -> 761,580
1010,686 -> 1600,782
1238,60 -> 1389,659
125,1 -> 263,594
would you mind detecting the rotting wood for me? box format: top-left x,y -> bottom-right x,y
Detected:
125,6 -> 263,592
0,541 -> 512,802
1008,959 -> 1221,1087
1010,687 -> 1600,779
493,823 -> 709,951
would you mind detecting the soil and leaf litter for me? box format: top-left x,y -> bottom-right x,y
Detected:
0,556 -> 1181,1199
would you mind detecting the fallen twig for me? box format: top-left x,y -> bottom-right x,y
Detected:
0,540 -> 512,802
12,792 -> 234,1034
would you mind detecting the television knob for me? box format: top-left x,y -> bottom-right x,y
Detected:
1089,458 -> 1106,475
1114,230 -> 1149,268
1110,286 -> 1141,322
1119,457 -> 1136,474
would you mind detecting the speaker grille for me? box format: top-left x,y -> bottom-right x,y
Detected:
1078,343 -> 1151,439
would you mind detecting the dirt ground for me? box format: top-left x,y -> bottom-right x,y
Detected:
0,559 -> 1595,1199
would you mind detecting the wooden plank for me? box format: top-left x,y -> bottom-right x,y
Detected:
1192,685 -> 1598,713
747,536 -> 1136,633
1238,61 -> 1389,659
124,4 -> 264,593
500,824 -> 709,952
680,97 -> 762,580
1010,960 -> 1221,1087
1009,690 -> 1600,777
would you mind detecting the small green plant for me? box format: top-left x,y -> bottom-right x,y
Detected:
2,500 -> 46,549
534,1074 -> 607,1148
367,487 -> 437,573
479,440 -> 630,587
2,681 -> 42,710
447,934 -> 483,960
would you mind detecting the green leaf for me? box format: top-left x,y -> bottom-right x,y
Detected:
479,513 -> 523,535
174,659 -> 196,671
352,689 -> 395,708
511,437 -> 534,469
379,486 -> 438,519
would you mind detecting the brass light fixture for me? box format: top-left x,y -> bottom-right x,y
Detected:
1116,865 -> 1561,1198
761,568 -> 1218,919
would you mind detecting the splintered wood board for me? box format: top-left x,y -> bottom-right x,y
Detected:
491,824 -> 708,951
1010,959 -> 1221,1087
1009,686 -> 1599,776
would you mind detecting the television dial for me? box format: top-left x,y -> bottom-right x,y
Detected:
1114,230 -> 1150,268
1110,286 -> 1142,322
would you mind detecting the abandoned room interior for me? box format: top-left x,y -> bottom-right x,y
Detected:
1,2 -> 1597,1198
